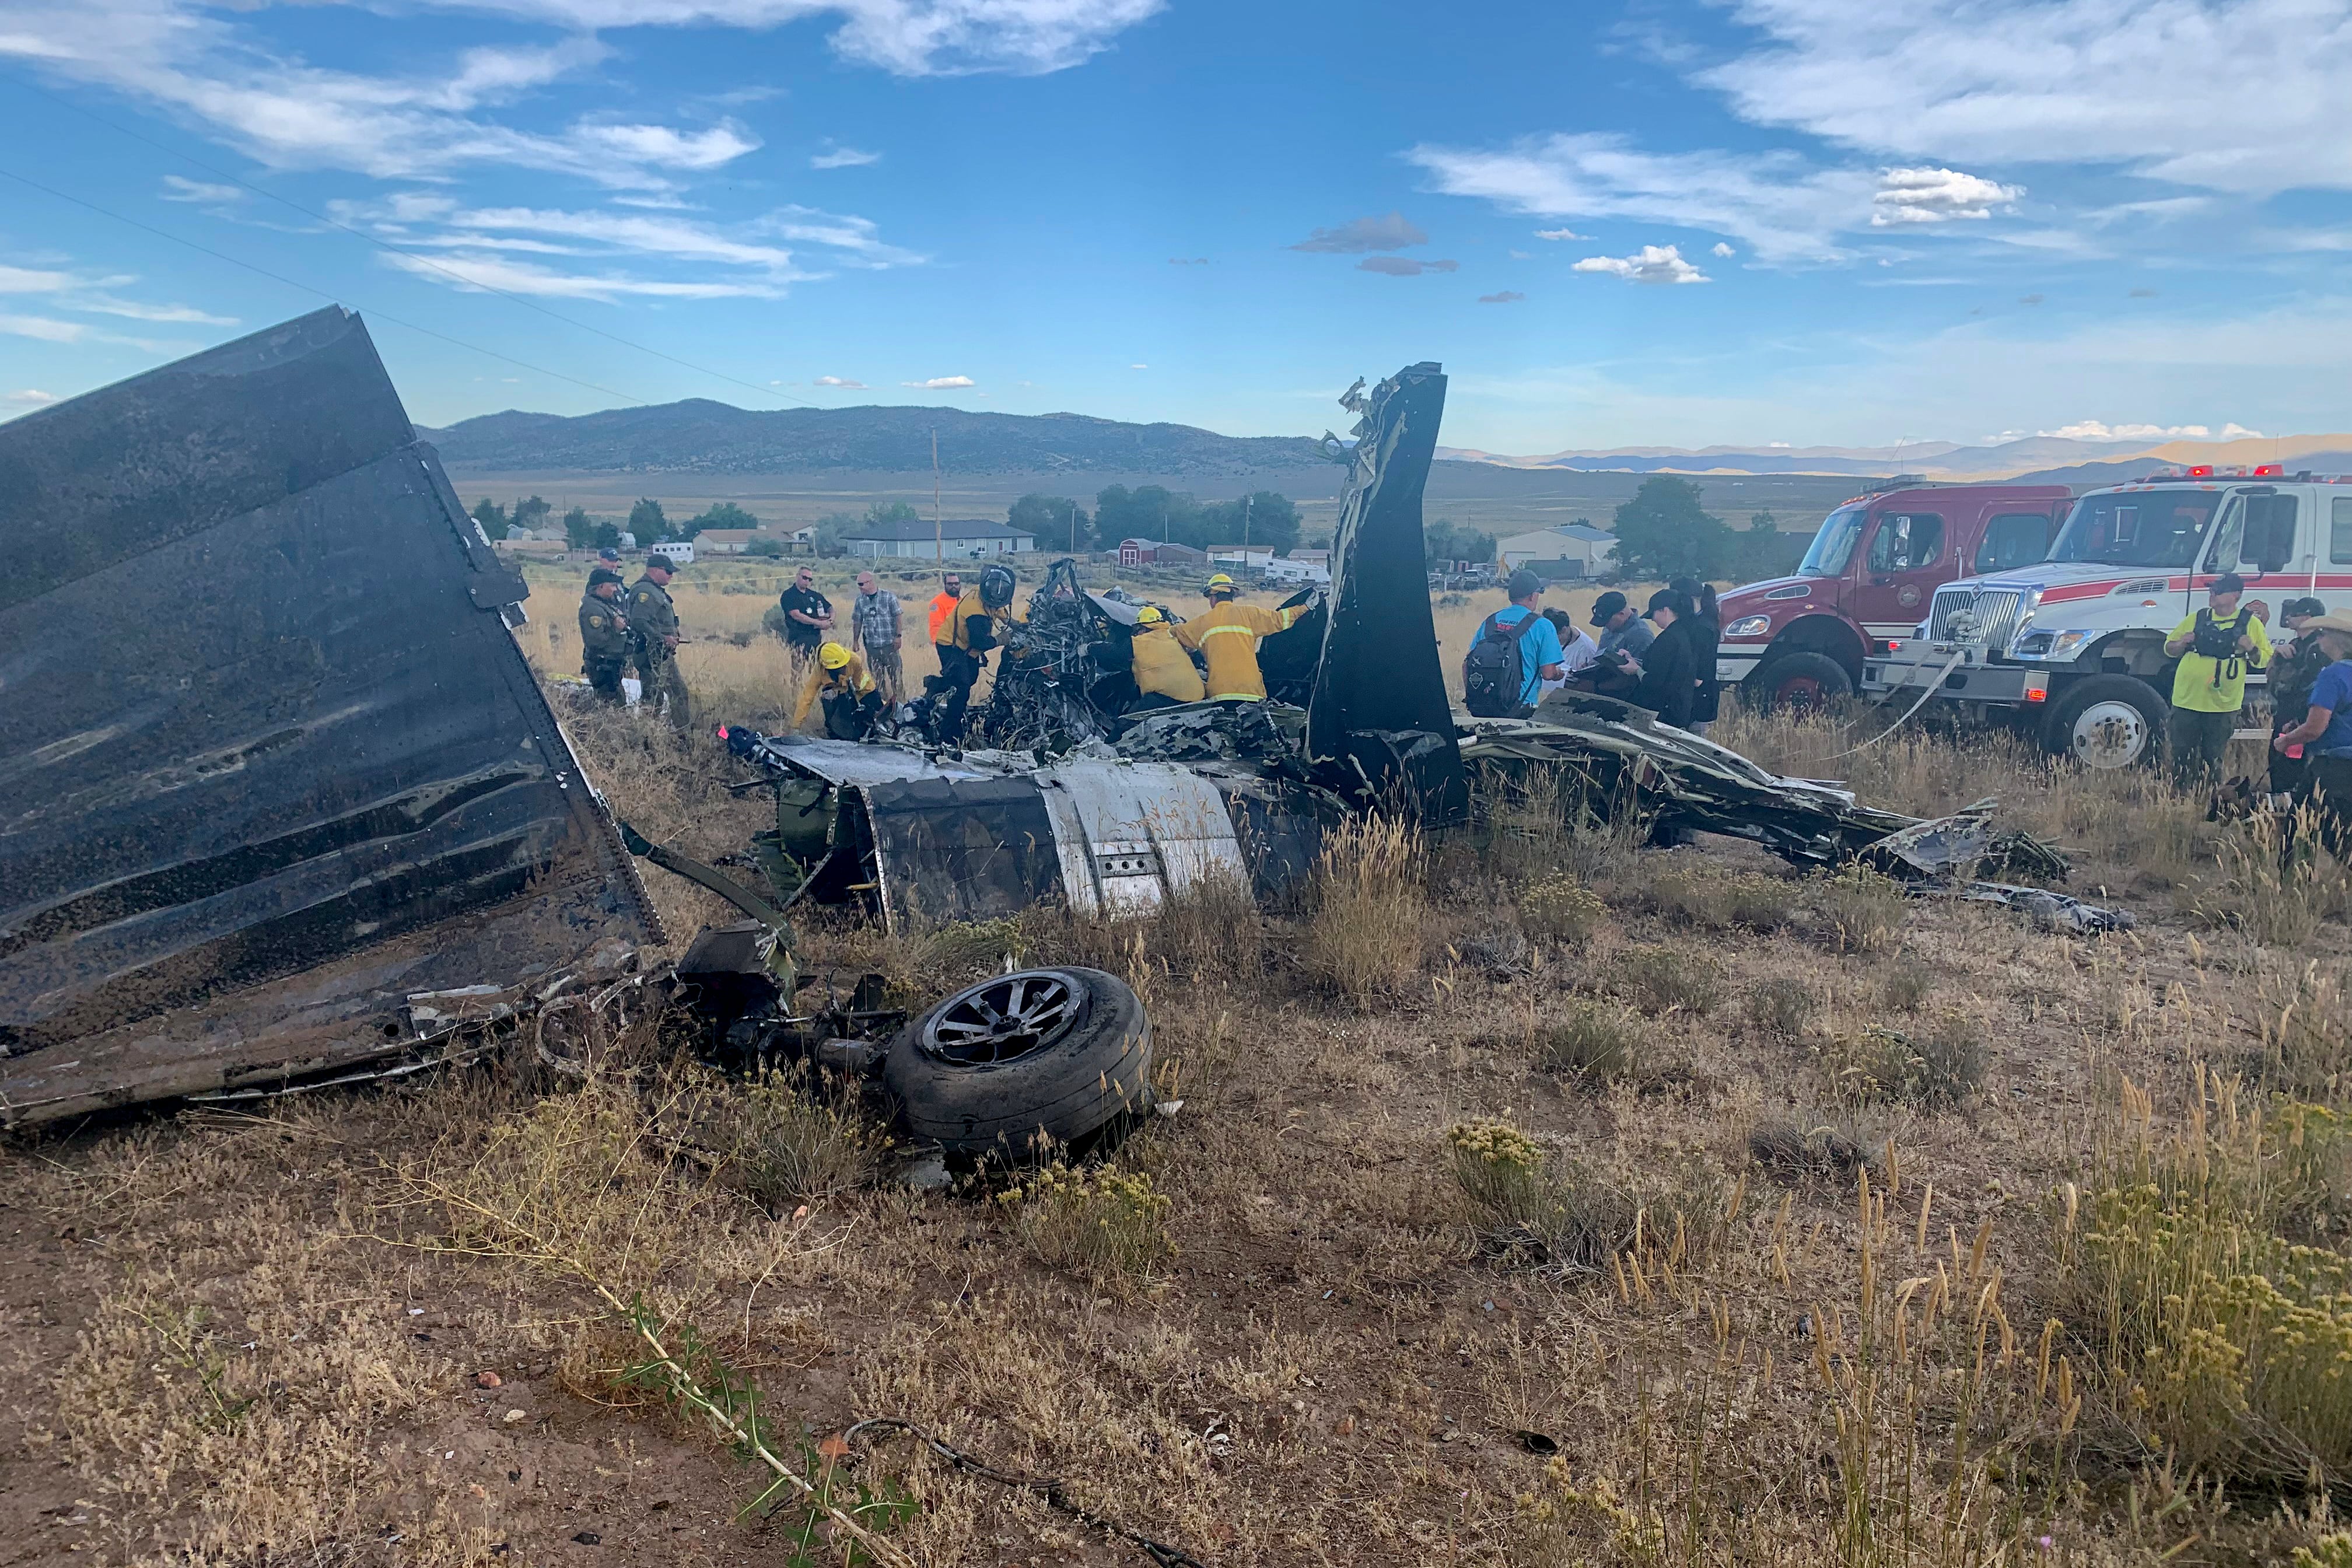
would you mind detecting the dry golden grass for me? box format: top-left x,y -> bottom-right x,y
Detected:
10,582 -> 2352,1567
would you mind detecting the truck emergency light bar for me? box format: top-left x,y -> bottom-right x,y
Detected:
2136,463 -> 2352,482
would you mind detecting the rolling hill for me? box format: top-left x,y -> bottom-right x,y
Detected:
421,399 -> 1333,477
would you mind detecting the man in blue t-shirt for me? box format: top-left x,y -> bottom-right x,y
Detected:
2272,612 -> 2352,856
1478,569 -> 1567,716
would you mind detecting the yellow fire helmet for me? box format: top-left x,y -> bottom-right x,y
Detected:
818,641 -> 853,670
1205,572 -> 1236,593
1135,604 -> 1166,625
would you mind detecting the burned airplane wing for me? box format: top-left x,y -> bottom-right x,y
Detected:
0,309 -> 661,1127
1308,363 -> 1469,824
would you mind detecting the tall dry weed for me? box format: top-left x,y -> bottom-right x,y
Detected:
1302,815 -> 1427,1007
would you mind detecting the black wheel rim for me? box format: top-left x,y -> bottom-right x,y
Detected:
922,972 -> 1081,1065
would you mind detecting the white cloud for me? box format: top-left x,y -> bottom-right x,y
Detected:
1534,228 -> 1582,240
1412,134 -> 1871,262
2035,419 -> 2266,441
904,375 -> 974,388
1130,362 -> 1147,369
1700,0 -> 2352,195
0,264 -> 80,293
810,143 -> 881,169
814,374 -> 867,387
1870,166 -> 2022,225
1710,242 -> 1735,257
1357,256 -> 1458,276
1291,212 -> 1427,253
5,388 -> 60,405
335,195 -> 919,299
0,312 -> 89,341
1571,243 -> 1709,284
159,174 -> 243,203
570,121 -> 761,170
70,294 -> 237,324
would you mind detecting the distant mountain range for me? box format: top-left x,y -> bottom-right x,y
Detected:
416,396 -> 2352,491
1438,433 -> 2352,484
421,398 -> 1332,477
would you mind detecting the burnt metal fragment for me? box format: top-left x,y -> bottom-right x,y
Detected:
0,309 -> 660,1127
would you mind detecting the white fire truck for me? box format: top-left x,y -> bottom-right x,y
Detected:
1862,465 -> 2352,768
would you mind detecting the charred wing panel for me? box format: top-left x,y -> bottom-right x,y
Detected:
1306,363 -> 1468,823
0,309 -> 657,1126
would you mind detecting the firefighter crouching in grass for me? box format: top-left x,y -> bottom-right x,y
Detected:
2272,611 -> 2352,858
793,641 -> 884,740
626,553 -> 692,730
577,568 -> 630,704
2162,572 -> 2270,789
1174,572 -> 1304,702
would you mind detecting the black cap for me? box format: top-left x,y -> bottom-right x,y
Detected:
1506,568 -> 1545,599
587,568 -> 621,586
1590,590 -> 1628,625
2210,572 -> 2246,595
2286,596 -> 2328,620
1646,587 -> 1690,617
646,554 -> 676,573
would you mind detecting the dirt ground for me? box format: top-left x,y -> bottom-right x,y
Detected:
4,594 -> 2348,1567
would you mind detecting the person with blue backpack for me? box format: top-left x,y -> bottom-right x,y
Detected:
1462,569 -> 1567,718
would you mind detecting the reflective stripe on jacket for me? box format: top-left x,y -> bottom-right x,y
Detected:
1173,601 -> 1301,701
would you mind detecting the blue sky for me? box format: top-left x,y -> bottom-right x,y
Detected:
4,0 -> 2351,452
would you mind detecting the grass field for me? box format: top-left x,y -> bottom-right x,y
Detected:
6,589 -> 2352,1567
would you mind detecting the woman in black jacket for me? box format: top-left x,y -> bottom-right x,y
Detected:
1633,588 -> 1704,729
1671,576 -> 1723,737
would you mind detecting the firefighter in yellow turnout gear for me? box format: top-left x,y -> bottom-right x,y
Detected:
1173,573 -> 1304,702
1126,604 -> 1205,708
793,641 -> 884,740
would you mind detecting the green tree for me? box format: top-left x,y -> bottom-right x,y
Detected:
562,505 -> 597,549
512,495 -> 552,534
684,500 -> 758,539
747,537 -> 786,558
471,497 -> 510,541
594,520 -> 624,551
1731,509 -> 1804,582
1095,484 -> 1199,547
628,498 -> 668,541
1424,517 -> 1495,568
864,500 -> 921,526
1195,491 -> 1300,554
1009,494 -> 1091,552
1611,477 -> 1735,582
814,510 -> 864,558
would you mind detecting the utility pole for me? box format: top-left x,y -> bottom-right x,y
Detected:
1071,502 -> 1080,556
1242,494 -> 1251,550
931,428 -> 942,566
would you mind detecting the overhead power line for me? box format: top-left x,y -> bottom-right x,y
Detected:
8,79 -> 817,411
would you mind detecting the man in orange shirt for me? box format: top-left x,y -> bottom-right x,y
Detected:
1173,573 -> 1305,702
926,571 -> 964,646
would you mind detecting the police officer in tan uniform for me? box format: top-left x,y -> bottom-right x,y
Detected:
578,568 -> 630,704
625,554 -> 691,729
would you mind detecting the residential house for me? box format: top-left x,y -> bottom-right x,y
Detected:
1118,538 -> 1209,569
842,517 -> 1036,559
692,528 -> 761,555
1497,524 -> 1617,578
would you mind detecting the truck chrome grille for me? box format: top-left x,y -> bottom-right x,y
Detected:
1930,587 -> 2027,649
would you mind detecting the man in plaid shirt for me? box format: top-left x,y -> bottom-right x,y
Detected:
850,569 -> 905,702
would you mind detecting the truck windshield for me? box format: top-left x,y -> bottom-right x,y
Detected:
1798,504 -> 1867,577
2048,489 -> 2222,569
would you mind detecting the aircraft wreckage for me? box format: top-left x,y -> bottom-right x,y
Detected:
2,318 -> 2120,1133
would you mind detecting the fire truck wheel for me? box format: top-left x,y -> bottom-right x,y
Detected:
1749,652 -> 1852,713
2042,676 -> 2164,770
883,967 -> 1152,1159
